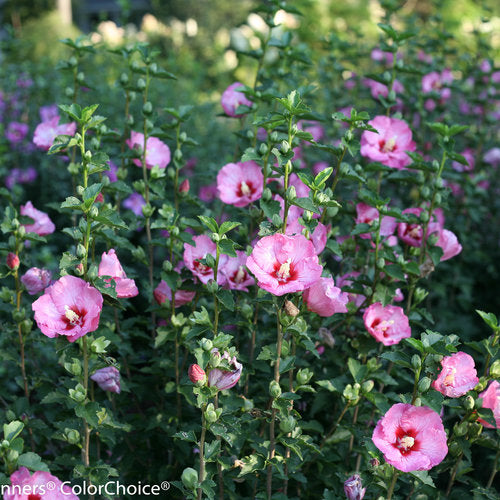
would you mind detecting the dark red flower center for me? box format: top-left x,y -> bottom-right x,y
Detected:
237,180 -> 256,198
62,306 -> 86,330
28,495 -> 42,500
273,259 -> 297,284
379,137 -> 397,153
194,259 -> 212,275
231,266 -> 248,284
393,427 -> 419,455
405,224 -> 422,241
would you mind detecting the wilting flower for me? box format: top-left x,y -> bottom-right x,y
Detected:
32,275 -> 103,343
303,277 -> 349,317
221,82 -> 253,117
478,380 -> 500,428
363,302 -> 411,346
183,235 -> 227,285
126,131 -> 171,169
188,364 -> 206,384
3,467 -> 79,500
372,403 -> 448,472
217,161 -> 263,207
33,116 -> 76,150
360,116 -> 416,169
21,267 -> 52,295
154,280 -> 195,307
6,253 -> 20,270
91,366 -> 121,394
5,122 -> 29,144
432,351 -> 479,398
20,201 -> 56,236
220,251 -> 255,291
246,234 -> 323,296
344,474 -> 366,500
98,249 -> 138,298
436,229 -> 462,261
207,350 -> 242,390
122,192 -> 146,217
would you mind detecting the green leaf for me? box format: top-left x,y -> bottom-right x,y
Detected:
314,167 -> 333,187
83,182 -> 102,203
347,358 -> 367,383
219,221 -> 241,235
217,289 -> 235,311
218,238 -> 239,257
17,452 -> 49,472
204,440 -> 221,461
409,470 -> 435,488
291,197 -> 320,215
385,264 -> 406,281
198,216 -> 218,233
93,208 -> 128,229
3,421 -> 24,441
476,310 -> 498,330
404,338 -> 425,353
60,196 -> 83,210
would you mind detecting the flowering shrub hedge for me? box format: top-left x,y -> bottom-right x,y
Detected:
0,1 -> 499,499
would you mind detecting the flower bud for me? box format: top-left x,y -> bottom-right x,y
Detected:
448,441 -> 461,457
284,300 -> 299,317
76,185 -> 85,196
179,132 -> 187,142
181,467 -> 198,490
137,78 -> 146,90
75,263 -> 84,276
262,187 -> 272,201
174,149 -> 183,162
489,359 -> 500,378
89,205 -> 99,218
259,143 -> 268,155
269,380 -> 282,398
68,56 -> 78,67
188,364 -> 206,385
362,380 -> 374,394
279,416 -> 296,433
206,279 -> 218,294
454,421 -> 468,437
369,457 -> 380,467
6,252 -> 20,270
65,86 -> 74,98
281,140 -> 290,153
76,244 -> 86,258
464,395 -> 475,410
287,185 -> 297,201
210,350 -> 221,367
270,131 -> 279,143
179,179 -> 190,194
205,405 -> 218,424
65,428 -> 80,445
200,338 -> 213,351
142,204 -> 154,218
418,376 -> 431,393
344,474 -> 366,500
120,72 -> 129,85
411,354 -> 422,370
142,101 -> 153,115
76,71 -> 85,83
296,368 -> 312,385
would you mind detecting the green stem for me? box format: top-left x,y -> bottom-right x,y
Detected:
446,453 -> 462,496
82,336 -> 90,468
213,244 -> 221,336
387,469 -> 399,500
320,401 -> 351,448
281,116 -> 294,234
487,448 -> 499,489
197,407 -> 207,500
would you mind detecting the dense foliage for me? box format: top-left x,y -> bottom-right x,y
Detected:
0,1 -> 499,499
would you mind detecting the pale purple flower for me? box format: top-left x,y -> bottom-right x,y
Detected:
21,267 -> 52,295
122,192 -> 145,217
91,366 -> 121,394
5,122 -> 29,144
344,474 -> 366,500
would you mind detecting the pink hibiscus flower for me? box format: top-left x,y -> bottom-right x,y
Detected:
432,351 -> 478,398
33,116 -> 77,151
20,201 -> 56,236
217,161 -> 263,207
372,403 -> 448,472
154,280 -> 196,307
363,302 -> 411,346
126,131 -> 171,169
360,116 -> 416,169
436,229 -> 462,262
478,380 -> 500,428
220,250 -> 255,292
355,202 -> 397,240
303,277 -> 349,317
207,349 -> 242,390
183,235 -> 227,285
246,233 -> 323,296
221,82 -> 253,117
21,267 -> 52,295
32,275 -> 103,342
98,249 -> 139,298
4,467 -> 79,500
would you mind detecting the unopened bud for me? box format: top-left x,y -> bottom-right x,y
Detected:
489,359 -> 500,378
418,376 -> 431,393
76,244 -> 86,258
188,364 -> 206,385
6,252 -> 20,270
362,380 -> 374,393
179,179 -> 190,194
142,101 -> 153,115
411,354 -> 422,370
279,416 -> 296,433
464,395 -> 475,410
181,467 -> 198,490
174,149 -> 183,162
269,380 -> 281,398
454,421 -> 468,437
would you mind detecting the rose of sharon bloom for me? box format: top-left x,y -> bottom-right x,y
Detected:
5,122 -> 29,144
154,280 -> 195,307
188,364 -> 206,384
344,474 -> 366,500
360,116 -> 416,169
217,161 -> 263,207
20,201 -> 56,236
98,249 -> 138,298
303,277 -> 348,317
91,366 -> 121,394
355,203 -> 397,241
21,267 -> 52,295
286,218 -> 328,255
221,82 -> 253,117
126,131 -> 171,169
432,351 -> 479,398
4,467 -> 79,500
363,302 -> 411,346
422,70 -> 453,99
436,229 -> 462,262
183,235 -> 227,285
5,167 -> 38,190
32,275 -> 103,343
478,380 -> 500,428
246,234 -> 323,296
207,350 -> 242,390
39,104 -> 59,122
33,116 -> 77,150
372,403 -> 448,472
220,251 -> 255,292
397,207 -> 425,247
122,192 -> 145,216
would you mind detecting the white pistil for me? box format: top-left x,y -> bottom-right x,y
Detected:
240,181 -> 251,196
382,137 -> 396,152
234,266 -> 246,283
276,259 -> 292,281
399,435 -> 415,450
64,305 -> 79,324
